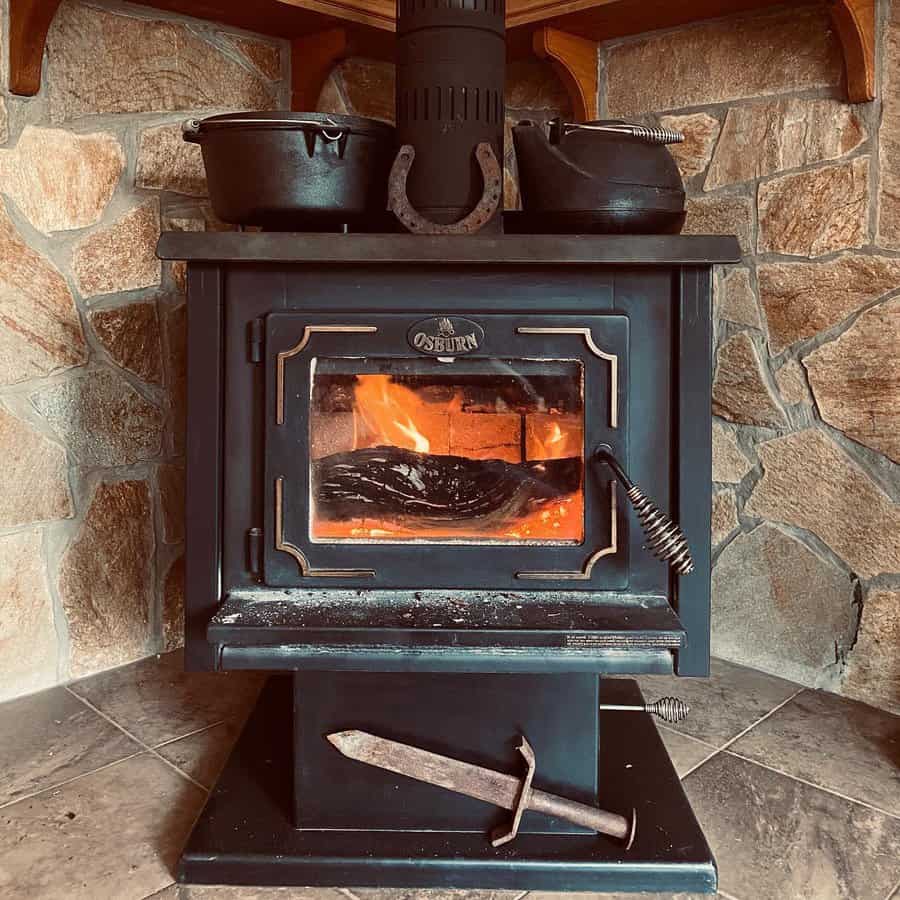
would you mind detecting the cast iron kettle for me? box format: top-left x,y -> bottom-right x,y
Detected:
512,118 -> 686,234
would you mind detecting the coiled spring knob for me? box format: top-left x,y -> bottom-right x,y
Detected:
626,484 -> 694,575
594,448 -> 695,576
599,696 -> 691,724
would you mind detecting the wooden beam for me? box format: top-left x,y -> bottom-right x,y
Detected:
829,0 -> 876,102
532,26 -> 598,121
9,0 -> 63,95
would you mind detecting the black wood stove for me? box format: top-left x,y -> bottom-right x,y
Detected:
158,230 -> 739,893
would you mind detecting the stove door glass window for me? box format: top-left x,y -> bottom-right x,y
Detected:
309,358 -> 584,543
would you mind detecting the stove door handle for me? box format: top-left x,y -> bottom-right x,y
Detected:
594,448 -> 695,576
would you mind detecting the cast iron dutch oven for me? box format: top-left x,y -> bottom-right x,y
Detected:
510,118 -> 686,234
182,112 -> 395,230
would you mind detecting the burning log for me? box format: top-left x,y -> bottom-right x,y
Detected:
313,446 -> 581,525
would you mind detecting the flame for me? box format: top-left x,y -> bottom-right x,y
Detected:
353,375 -> 433,454
314,375 -> 585,542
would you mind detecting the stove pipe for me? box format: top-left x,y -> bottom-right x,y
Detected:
395,0 -> 506,232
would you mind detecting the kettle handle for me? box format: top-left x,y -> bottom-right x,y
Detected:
557,121 -> 685,145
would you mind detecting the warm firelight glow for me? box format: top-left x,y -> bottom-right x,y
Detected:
314,374 -> 585,542
353,375 -> 435,454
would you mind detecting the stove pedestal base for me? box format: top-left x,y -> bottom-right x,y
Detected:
178,674 -> 716,893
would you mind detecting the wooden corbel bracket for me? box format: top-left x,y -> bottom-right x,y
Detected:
828,0 -> 876,102
532,26 -> 598,122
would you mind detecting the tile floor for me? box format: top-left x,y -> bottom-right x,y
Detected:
0,652 -> 897,900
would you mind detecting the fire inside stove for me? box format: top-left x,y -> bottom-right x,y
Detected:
309,358 -> 585,543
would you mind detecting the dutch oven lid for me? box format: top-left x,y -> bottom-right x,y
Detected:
184,111 -> 394,137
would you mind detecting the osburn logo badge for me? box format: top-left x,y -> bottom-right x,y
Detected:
408,316 -> 485,356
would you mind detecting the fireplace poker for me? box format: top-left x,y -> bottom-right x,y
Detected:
599,696 -> 690,724
328,730 -> 636,849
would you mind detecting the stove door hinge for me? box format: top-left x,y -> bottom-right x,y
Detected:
247,318 -> 265,363
247,527 -> 263,579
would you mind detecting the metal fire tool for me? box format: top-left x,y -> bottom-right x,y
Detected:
327,730 -> 636,849
599,696 -> 690,724
595,447 -> 695,575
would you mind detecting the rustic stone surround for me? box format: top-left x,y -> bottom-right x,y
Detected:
0,0 -> 896,716
0,0 -> 289,702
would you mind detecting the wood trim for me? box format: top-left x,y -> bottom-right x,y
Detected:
829,0 -> 876,103
291,27 -> 350,111
532,26 -> 598,121
9,0 -> 63,95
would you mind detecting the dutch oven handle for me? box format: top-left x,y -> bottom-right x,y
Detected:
181,116 -> 348,152
388,143 -> 502,235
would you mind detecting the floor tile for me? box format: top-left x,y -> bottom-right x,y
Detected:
0,753 -> 205,900
636,658 -> 799,747
0,685 -> 141,806
70,651 -> 266,746
684,752 -> 900,900
656,726 -> 716,778
528,892 -> 720,899
178,888 -> 347,898
156,721 -> 243,788
729,688 -> 900,816
350,892 -> 520,899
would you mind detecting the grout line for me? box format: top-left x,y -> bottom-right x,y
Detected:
724,748 -> 900,823
656,721 -> 719,751
716,687 -> 806,753
719,890 -> 744,900
151,719 -> 228,750
66,688 -> 208,793
511,890 -> 529,900
679,746 -> 721,780
0,749 -> 147,811
338,890 -> 362,900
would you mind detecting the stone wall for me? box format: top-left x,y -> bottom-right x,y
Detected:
1,0 -> 896,716
0,0 -> 288,701
320,2 -> 899,715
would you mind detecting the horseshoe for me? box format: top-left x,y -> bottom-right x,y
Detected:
388,142 -> 503,235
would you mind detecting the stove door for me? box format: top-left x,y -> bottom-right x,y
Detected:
264,313 -> 628,590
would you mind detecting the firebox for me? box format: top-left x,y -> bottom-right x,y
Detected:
159,230 -> 739,893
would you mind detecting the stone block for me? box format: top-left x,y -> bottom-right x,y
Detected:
759,254 -> 900,353
841,588 -> 900,716
225,34 -> 282,80
712,523 -> 856,686
0,407 -> 72,528
31,368 -> 164,467
712,421 -> 754,484
0,126 -> 124,233
706,98 -> 865,190
715,268 -> 761,329
774,359 -> 808,407
711,488 -> 738,547
878,8 -> 900,248
0,530 -> 58,702
659,113 -> 720,179
606,6 -> 841,116
506,59 -> 571,112
46,1 -> 276,122
803,297 -> 900,462
758,157 -> 868,257
58,480 -> 154,676
335,58 -> 395,123
712,332 -> 787,428
90,301 -> 163,386
72,199 -> 161,299
746,429 -> 900,578
0,201 -> 86,385
136,123 -> 207,197
683,195 -> 752,254
158,463 -> 185,544
163,556 -> 185,652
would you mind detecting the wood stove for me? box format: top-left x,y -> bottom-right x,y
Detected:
158,230 -> 739,893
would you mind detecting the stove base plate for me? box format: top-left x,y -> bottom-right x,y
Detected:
178,675 -> 716,893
